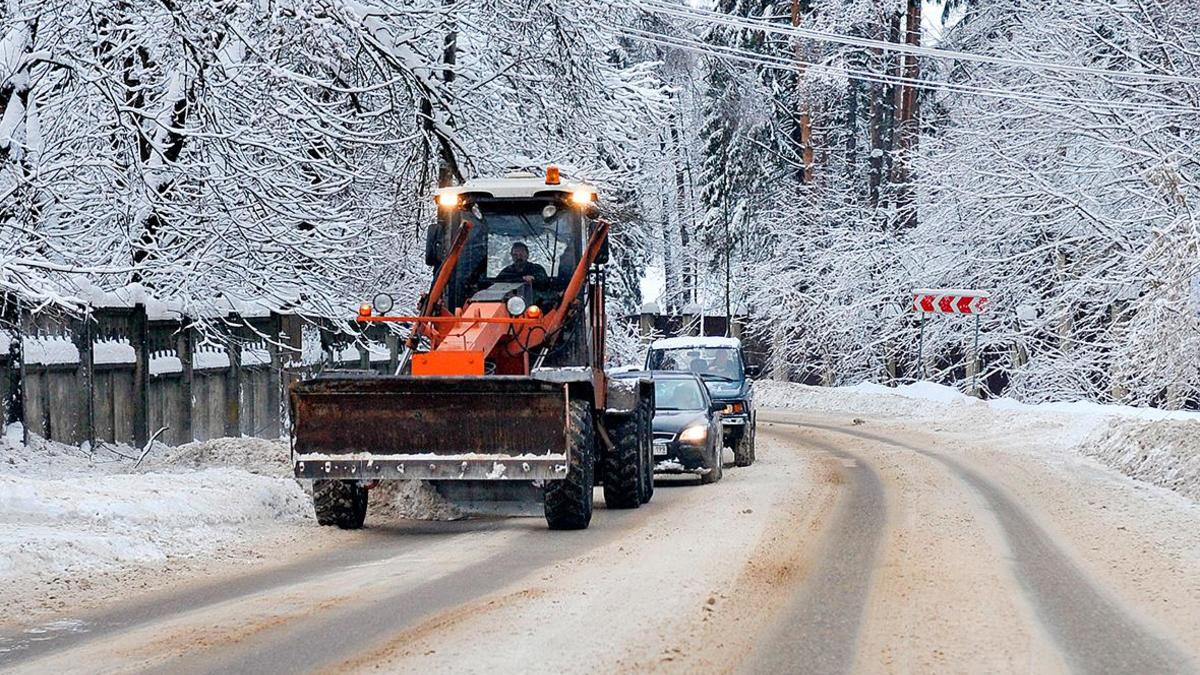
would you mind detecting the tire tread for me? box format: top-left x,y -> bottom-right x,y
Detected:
544,399 -> 595,529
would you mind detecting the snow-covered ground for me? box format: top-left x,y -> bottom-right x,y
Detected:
2,379 -> 1197,639
0,426 -> 470,624
756,380 -> 1200,503
0,430 -> 312,594
5,380 -> 1198,598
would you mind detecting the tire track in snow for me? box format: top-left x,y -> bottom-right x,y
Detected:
144,498 -> 667,674
779,418 -> 1195,675
0,519 -> 511,668
743,426 -> 887,675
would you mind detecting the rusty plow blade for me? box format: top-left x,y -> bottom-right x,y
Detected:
290,376 -> 572,485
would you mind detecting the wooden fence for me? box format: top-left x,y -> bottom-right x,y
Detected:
1,302 -> 396,449
1,300 -> 779,450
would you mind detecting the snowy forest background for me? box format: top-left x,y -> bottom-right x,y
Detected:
2,0 -> 1199,408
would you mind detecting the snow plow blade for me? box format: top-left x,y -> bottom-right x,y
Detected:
290,376 -> 571,481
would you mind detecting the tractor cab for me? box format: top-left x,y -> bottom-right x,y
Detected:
427,170 -> 600,317
413,169 -> 605,374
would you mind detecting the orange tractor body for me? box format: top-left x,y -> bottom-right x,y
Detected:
289,170 -> 654,530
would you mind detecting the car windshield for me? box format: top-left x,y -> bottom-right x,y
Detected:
648,347 -> 742,381
474,203 -> 573,280
654,379 -> 707,411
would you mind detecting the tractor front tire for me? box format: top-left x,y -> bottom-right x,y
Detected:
638,399 -> 655,505
313,479 -> 369,529
602,413 -> 642,510
733,425 -> 756,467
545,399 -> 595,530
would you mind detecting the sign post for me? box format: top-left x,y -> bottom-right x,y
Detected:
911,289 -> 990,395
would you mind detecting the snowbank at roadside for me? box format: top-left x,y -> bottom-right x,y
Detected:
757,379 -> 1200,504
140,437 -> 292,475
1082,418 -> 1200,503
0,429 -> 312,589
0,469 -> 311,581
757,379 -> 1200,425
0,424 -> 478,591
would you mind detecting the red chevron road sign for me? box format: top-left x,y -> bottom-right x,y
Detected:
912,289 -> 990,315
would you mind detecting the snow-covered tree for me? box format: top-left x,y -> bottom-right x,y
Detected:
0,0 -> 669,322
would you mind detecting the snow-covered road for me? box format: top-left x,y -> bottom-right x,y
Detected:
1,384 -> 1199,673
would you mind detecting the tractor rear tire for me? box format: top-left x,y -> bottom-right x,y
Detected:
545,399 -> 595,530
733,425 -> 756,467
602,413 -> 642,510
313,479 -> 369,529
638,399 -> 655,505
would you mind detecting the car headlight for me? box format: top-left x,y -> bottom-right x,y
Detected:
506,296 -> 527,316
722,402 -> 745,414
678,424 -> 708,444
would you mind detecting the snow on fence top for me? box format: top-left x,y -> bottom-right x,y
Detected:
150,354 -> 183,376
93,339 -> 135,365
35,277 -> 288,320
242,347 -> 271,367
24,336 -> 79,365
334,342 -> 390,362
194,350 -> 230,370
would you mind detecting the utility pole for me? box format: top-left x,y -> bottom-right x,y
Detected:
793,0 -> 814,184
723,191 -> 732,336
893,0 -> 921,228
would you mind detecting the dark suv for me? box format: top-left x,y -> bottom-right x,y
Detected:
645,336 -> 759,466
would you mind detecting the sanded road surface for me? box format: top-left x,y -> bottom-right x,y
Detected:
2,409 -> 1197,674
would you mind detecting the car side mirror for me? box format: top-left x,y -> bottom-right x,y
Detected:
745,364 -> 762,379
710,401 -> 724,413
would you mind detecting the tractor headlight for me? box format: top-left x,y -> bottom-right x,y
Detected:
372,292 -> 394,315
506,296 -> 528,316
678,424 -> 708,444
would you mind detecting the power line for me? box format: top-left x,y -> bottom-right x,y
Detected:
617,26 -> 1200,114
630,0 -> 1200,88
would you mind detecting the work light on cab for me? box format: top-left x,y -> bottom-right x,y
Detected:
506,296 -> 527,317
436,192 -> 461,208
570,188 -> 596,205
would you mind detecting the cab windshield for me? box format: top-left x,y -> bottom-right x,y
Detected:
474,203 -> 574,283
648,347 -> 742,381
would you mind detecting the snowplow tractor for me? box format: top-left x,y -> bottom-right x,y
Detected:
289,168 -> 655,530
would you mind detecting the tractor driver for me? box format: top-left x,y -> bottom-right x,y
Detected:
496,242 -> 549,286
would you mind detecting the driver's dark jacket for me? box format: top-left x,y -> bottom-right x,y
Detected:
495,261 -> 548,283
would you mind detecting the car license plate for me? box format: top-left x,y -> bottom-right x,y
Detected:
653,443 -> 669,456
